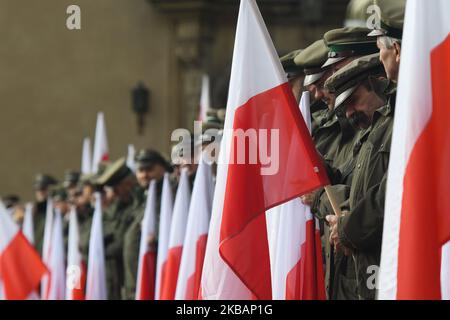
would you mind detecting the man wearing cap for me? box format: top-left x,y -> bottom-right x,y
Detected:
62,170 -> 81,204
122,149 -> 171,300
52,186 -> 71,250
294,39 -> 331,133
280,49 -> 304,103
32,173 -> 58,255
72,175 -> 95,264
368,0 -> 405,83
323,53 -> 393,300
96,158 -> 139,300
198,108 -> 225,180
295,38 -> 351,298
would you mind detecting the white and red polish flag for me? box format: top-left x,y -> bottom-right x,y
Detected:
40,198 -> 54,298
160,168 -> 191,300
272,91 -> 325,300
85,193 -> 107,300
21,203 -> 40,300
81,137 -> 92,175
136,180 -> 158,300
66,206 -> 86,300
45,210 -> 66,300
378,0 -> 450,300
127,144 -> 136,172
22,203 -> 35,245
155,173 -> 174,300
198,74 -> 211,121
92,112 -> 109,173
200,0 -> 329,300
175,153 -> 214,300
0,201 -> 47,300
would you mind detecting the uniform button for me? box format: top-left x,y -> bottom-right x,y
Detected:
357,164 -> 361,169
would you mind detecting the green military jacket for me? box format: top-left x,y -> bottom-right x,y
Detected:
337,84 -> 396,300
32,200 -> 47,256
78,205 -> 94,265
103,197 -> 138,300
314,130 -> 361,300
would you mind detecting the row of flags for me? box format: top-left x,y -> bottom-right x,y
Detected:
1,0 -> 449,300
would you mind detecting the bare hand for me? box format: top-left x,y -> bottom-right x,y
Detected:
300,191 -> 317,206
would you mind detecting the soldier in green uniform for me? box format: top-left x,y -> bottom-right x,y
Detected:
298,28 -> 379,299
72,175 -> 95,265
122,149 -> 171,300
323,0 -> 404,300
52,186 -> 71,250
280,49 -> 304,103
368,0 -> 405,83
295,39 -> 334,152
324,53 -> 393,300
32,174 -> 58,256
95,158 -> 138,300
63,170 -> 81,205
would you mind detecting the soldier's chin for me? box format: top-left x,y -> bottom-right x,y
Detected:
349,112 -> 371,130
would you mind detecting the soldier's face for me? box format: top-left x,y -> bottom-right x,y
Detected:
35,189 -> 48,202
377,38 -> 401,82
344,85 -> 384,129
136,164 -> 165,188
113,176 -> 135,203
54,200 -> 69,215
309,69 -> 334,109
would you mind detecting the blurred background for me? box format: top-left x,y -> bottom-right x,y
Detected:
0,0 -> 351,200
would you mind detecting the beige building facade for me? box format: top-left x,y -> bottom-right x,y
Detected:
0,0 -> 347,200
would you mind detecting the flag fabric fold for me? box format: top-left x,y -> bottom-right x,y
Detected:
127,144 -> 136,172
160,169 -> 191,300
40,198 -> 54,298
81,137 -> 92,175
92,112 -> 109,173
135,180 -> 158,300
46,210 -> 66,300
0,202 -> 47,300
155,173 -> 174,300
85,193 -> 107,300
176,154 -> 214,300
199,74 -> 211,121
271,91 -> 326,300
378,0 -> 450,300
201,0 -> 328,300
22,203 -> 35,245
66,206 -> 86,300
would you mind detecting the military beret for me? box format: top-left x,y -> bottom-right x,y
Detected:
324,53 -> 384,108
323,27 -> 379,67
294,40 -> 329,86
280,49 -> 304,78
135,149 -> 170,170
63,170 -> 81,188
2,194 -> 20,209
95,158 -> 133,187
34,174 -> 58,190
51,187 -> 68,202
367,0 -> 405,39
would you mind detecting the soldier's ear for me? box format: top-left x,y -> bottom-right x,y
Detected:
394,42 -> 401,63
